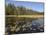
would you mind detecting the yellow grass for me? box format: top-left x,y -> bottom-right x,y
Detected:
6,15 -> 43,18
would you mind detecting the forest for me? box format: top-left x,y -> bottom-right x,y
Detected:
5,3 -> 44,15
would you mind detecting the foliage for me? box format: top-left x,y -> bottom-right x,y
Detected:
5,3 -> 44,15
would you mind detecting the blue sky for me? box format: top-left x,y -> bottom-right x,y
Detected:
5,0 -> 44,12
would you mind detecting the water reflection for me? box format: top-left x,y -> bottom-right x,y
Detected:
5,18 -> 44,34
32,18 -> 44,32
15,18 -> 44,33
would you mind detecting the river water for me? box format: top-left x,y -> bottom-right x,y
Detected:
5,18 -> 44,34
15,18 -> 44,33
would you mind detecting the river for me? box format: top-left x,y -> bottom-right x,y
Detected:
5,17 -> 44,34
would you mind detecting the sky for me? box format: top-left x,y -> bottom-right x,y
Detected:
5,0 -> 44,12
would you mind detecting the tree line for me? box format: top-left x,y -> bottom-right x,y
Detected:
5,3 -> 44,15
